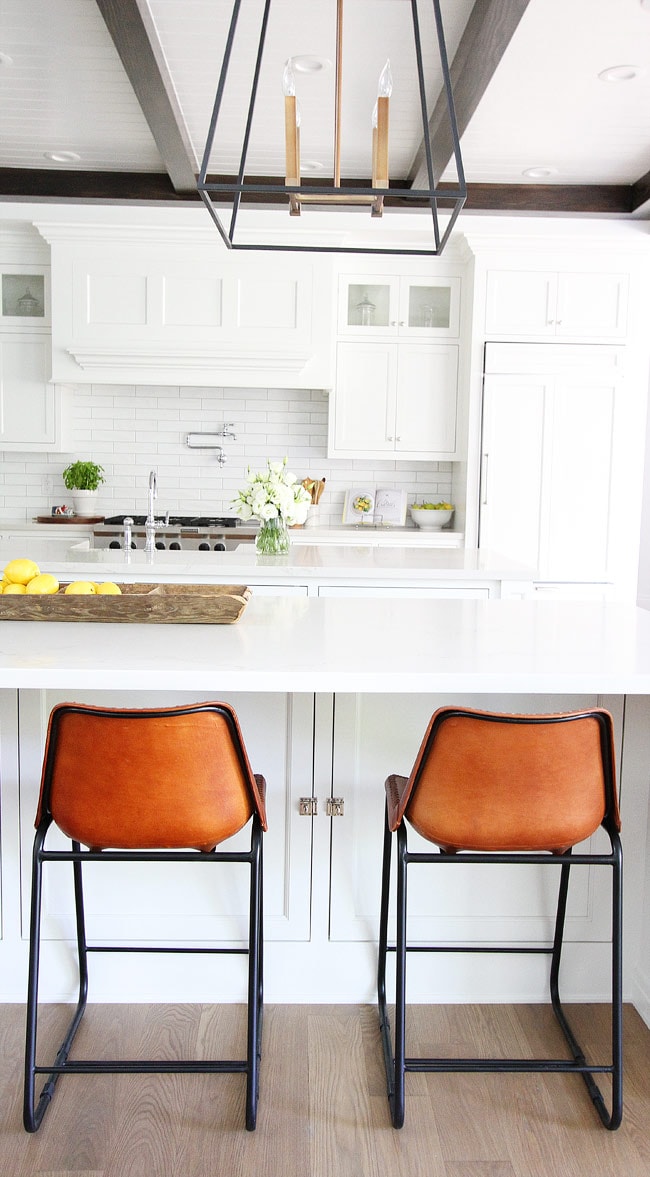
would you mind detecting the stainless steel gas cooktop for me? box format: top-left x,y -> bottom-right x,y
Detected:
93,515 -> 251,551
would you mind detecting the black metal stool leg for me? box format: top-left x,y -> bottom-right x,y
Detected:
377,804 -> 396,1115
24,828 -> 89,1132
549,842 -> 623,1130
608,832 -> 623,1130
245,816 -> 263,1130
391,823 -> 408,1128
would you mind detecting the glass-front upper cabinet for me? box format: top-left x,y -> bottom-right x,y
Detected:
338,273 -> 461,338
0,265 -> 51,330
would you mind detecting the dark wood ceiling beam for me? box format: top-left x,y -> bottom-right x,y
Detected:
0,169 -> 194,202
409,0 -> 533,191
0,169 -> 639,217
457,183 -> 634,215
94,0 -> 197,193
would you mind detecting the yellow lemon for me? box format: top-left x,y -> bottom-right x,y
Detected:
3,582 -> 27,594
26,572 -> 60,595
96,582 -> 122,595
64,581 -> 97,595
4,558 -> 40,585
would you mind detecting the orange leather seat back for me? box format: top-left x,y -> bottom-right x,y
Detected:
36,702 -> 267,852
400,707 -> 619,854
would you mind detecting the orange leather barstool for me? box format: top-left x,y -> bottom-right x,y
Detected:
377,706 -> 622,1130
24,701 -> 267,1133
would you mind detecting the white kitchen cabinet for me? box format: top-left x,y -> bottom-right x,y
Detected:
0,334 -> 72,452
479,343 -> 634,595
17,689 -> 314,960
485,269 -> 629,339
328,692 -> 620,987
328,341 -> 459,459
37,223 -> 333,388
338,272 -> 461,338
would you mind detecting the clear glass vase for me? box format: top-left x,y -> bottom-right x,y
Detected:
255,517 -> 290,555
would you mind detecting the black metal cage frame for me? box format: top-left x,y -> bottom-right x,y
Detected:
197,0 -> 466,256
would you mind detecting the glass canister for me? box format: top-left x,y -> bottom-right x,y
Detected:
356,294 -> 376,327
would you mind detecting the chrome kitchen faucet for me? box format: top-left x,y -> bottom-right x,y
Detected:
145,470 -> 157,552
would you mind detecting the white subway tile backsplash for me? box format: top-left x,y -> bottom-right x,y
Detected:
0,383 -> 453,523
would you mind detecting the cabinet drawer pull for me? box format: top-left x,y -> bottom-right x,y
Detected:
481,452 -> 489,505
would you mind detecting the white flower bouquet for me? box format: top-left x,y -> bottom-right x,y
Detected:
232,459 -> 311,553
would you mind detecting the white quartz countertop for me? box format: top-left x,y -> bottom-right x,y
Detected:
6,519 -> 461,544
0,541 -> 534,584
0,597 -> 649,694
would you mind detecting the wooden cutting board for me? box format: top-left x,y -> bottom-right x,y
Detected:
0,583 -> 252,624
34,516 -> 105,524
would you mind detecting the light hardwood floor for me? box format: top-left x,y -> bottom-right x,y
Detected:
2,1002 -> 649,1176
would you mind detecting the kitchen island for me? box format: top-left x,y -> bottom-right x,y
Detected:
0,596 -> 648,1024
0,540 -> 534,598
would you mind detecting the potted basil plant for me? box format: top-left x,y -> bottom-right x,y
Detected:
61,460 -> 106,517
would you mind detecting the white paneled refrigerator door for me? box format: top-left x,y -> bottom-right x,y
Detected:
479,344 -> 626,592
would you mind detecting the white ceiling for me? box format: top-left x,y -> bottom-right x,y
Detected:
0,0 -> 648,212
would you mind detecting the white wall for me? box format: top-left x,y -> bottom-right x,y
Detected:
0,383 -> 453,525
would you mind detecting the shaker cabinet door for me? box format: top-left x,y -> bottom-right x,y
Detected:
330,342 -> 396,454
0,333 -> 71,451
395,344 -> 458,455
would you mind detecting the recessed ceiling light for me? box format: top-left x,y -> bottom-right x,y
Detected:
0,51 -> 14,66
43,150 -> 81,164
522,166 -> 558,179
301,160 -> 324,172
598,64 -> 644,82
640,0 -> 650,11
291,55 -> 331,74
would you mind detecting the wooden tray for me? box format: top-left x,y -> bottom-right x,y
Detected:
0,583 -> 251,624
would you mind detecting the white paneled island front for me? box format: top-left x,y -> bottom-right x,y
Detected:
0,596 -> 649,1026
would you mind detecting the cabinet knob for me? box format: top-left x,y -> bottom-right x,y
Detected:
396,436 -> 401,442
399,320 -> 405,326
387,435 -> 393,442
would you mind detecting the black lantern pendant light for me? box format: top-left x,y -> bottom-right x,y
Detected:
198,0 -> 466,256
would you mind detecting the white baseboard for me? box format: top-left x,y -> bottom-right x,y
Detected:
633,968 -> 650,1028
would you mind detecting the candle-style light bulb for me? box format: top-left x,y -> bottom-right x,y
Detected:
377,58 -> 393,98
282,57 -> 296,97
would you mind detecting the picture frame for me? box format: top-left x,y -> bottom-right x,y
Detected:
342,487 -> 407,526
